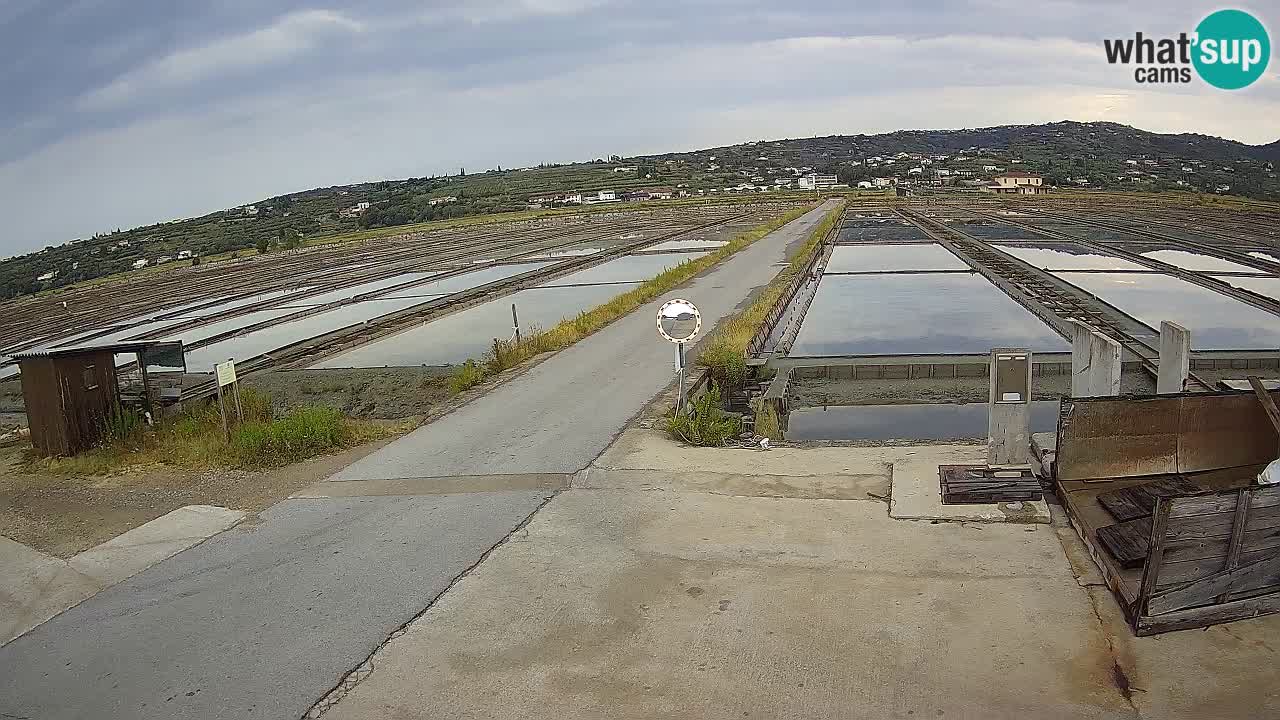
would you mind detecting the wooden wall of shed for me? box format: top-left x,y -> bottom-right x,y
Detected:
1137,485 -> 1280,633
54,351 -> 120,455
19,356 -> 65,456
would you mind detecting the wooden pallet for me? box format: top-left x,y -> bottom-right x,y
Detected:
939,465 -> 1042,505
1096,516 -> 1153,569
1097,477 -> 1204,522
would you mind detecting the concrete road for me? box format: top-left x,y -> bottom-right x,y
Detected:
0,201 -> 837,720
331,200 -> 839,480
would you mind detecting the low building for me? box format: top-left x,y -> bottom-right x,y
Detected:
872,177 -> 893,188
427,196 -> 458,206
339,201 -> 371,219
11,340 -> 185,456
797,173 -> 839,190
984,171 -> 1048,195
132,258 -> 149,269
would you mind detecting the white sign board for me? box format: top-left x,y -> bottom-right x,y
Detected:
215,360 -> 237,387
656,299 -> 701,344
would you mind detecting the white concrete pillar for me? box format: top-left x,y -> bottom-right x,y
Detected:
1071,321 -> 1122,397
989,348 -> 1032,467
1157,321 -> 1191,395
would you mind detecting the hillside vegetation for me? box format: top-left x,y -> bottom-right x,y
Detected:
3,120 -> 1277,300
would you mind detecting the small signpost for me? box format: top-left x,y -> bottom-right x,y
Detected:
214,360 -> 241,440
657,298 -> 701,412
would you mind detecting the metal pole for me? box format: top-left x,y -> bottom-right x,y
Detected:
511,303 -> 521,344
676,342 -> 686,413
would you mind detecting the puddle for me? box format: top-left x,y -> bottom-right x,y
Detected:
642,239 -> 728,252
1056,271 -> 1280,350
184,297 -> 429,371
275,272 -> 442,307
380,262 -> 551,299
537,252 -> 707,287
824,243 -> 969,273
837,225 -> 929,242
310,282 -> 639,368
786,401 -> 1060,441
992,244 -> 1148,271
789,273 -> 1068,356
1139,249 -> 1266,275
1211,274 -> 1280,301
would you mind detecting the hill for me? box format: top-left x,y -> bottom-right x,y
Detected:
2,120 -> 1277,300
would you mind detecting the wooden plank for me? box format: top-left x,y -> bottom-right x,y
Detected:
1097,517 -> 1153,569
1157,547 -> 1279,588
1165,504 -> 1280,541
1169,485 -> 1280,518
1096,477 -> 1203,522
1148,552 -> 1280,615
1138,591 -> 1280,635
1249,376 -> 1280,436
1137,500 -> 1172,616
1218,488 -> 1254,603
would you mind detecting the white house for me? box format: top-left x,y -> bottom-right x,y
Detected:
797,173 -> 839,190
908,167 -> 924,176
177,250 -> 195,260
984,171 -> 1047,194
872,177 -> 893,188
856,180 -> 874,189
37,271 -> 56,281
982,164 -> 1000,172
427,196 -> 457,206
132,258 -> 149,269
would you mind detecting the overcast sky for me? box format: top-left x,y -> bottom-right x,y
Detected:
1,0 -> 1277,257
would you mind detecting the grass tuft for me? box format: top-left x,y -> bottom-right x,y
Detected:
666,389 -> 741,446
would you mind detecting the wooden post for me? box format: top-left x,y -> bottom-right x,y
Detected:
511,303 -> 521,344
1157,321 -> 1191,395
215,382 -> 230,442
233,380 -> 244,422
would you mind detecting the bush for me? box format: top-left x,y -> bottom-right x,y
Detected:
450,359 -> 486,393
667,389 -> 741,447
230,406 -> 348,467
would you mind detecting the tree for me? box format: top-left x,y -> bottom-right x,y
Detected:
255,236 -> 273,254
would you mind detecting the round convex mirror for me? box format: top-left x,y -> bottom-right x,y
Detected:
657,299 -> 700,343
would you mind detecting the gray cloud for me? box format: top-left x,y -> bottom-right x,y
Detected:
0,1 -> 1277,256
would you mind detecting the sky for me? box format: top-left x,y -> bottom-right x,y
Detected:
1,0 -> 1278,257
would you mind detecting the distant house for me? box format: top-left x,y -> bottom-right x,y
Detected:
797,173 -> 839,190
856,180 -> 874,189
156,255 -> 173,264
984,171 -> 1047,194
872,177 -> 893,188
583,190 -> 619,204
339,201 -> 371,219
132,258 -> 149,269
37,271 -> 56,281
427,196 -> 458,206
176,250 -> 195,260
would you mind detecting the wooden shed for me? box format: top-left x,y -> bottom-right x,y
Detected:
1050,389 -> 1280,634
12,341 -> 184,457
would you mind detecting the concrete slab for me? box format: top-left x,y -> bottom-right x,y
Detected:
67,505 -> 245,586
321,490 -> 1134,720
0,537 -> 99,646
579,467 -> 890,501
2,505 -> 244,647
889,448 -> 1051,524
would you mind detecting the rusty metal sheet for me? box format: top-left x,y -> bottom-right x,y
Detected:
1057,396 -> 1181,481
1178,392 -> 1280,474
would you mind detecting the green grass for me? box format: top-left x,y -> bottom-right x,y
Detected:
26,388 -> 392,474
448,203 -> 820,393
695,200 -> 845,388
666,388 -> 741,446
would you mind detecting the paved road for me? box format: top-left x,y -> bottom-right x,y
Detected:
0,201 -> 837,720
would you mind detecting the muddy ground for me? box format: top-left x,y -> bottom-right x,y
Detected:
242,367 -> 454,419
0,436 -> 402,558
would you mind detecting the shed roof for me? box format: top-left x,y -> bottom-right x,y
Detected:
9,340 -> 183,361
